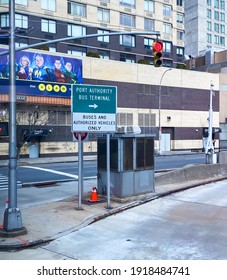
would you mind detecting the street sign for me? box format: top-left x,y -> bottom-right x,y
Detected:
72,84 -> 117,132
73,132 -> 88,141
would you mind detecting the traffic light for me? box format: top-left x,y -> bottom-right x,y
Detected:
0,122 -> 8,137
153,41 -> 163,67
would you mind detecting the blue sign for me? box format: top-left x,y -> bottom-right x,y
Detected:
0,48 -> 83,97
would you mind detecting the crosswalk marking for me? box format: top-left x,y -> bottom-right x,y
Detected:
0,173 -> 22,191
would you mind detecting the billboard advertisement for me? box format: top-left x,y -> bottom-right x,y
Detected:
0,48 -> 83,98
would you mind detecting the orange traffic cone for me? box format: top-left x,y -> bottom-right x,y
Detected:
88,186 -> 99,202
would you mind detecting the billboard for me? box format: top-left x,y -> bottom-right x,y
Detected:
0,48 -> 83,98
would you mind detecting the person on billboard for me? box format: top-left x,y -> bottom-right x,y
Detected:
16,55 -> 33,80
63,61 -> 79,84
32,54 -> 55,82
53,59 -> 66,83
0,55 -> 20,78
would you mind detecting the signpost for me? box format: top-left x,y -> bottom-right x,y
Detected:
72,84 -> 117,133
72,84 -> 117,209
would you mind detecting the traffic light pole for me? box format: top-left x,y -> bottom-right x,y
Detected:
1,0 -> 27,236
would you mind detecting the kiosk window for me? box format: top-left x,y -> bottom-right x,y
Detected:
145,138 -> 154,168
110,139 -> 118,171
98,139 -> 106,169
136,138 -> 144,170
136,138 -> 154,170
123,138 -> 133,171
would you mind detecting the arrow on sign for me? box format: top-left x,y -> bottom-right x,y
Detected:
89,104 -> 98,109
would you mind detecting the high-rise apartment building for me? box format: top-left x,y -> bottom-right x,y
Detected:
185,0 -> 227,58
0,0 -> 185,67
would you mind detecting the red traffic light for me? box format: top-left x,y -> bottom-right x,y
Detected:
153,41 -> 163,52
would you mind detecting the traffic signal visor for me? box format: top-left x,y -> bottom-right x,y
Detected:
153,41 -> 163,67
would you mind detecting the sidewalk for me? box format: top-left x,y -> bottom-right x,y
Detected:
0,151 -> 222,251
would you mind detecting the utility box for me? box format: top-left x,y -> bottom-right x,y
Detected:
97,134 -> 155,198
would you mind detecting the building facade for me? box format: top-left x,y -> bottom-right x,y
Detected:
0,47 -> 220,158
0,0 -> 185,67
0,1 -> 222,158
185,0 -> 227,58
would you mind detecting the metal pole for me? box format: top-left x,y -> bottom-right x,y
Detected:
106,133 -> 112,209
205,81 -> 215,162
77,132 -> 83,210
2,0 -> 25,233
158,68 -> 172,155
0,31 -> 161,56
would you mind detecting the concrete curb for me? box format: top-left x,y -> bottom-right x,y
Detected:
155,163 -> 227,186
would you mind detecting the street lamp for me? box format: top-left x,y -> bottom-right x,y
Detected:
158,68 -> 172,155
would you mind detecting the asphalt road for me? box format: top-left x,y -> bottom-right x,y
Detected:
0,154 -> 206,186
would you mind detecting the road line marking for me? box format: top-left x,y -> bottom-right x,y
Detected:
22,166 -> 79,179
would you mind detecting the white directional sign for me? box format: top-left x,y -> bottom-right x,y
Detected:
72,84 -> 117,132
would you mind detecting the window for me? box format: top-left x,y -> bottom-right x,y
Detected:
163,23 -> 171,35
117,113 -> 133,126
220,36 -> 225,45
41,0 -> 56,11
120,53 -> 136,63
15,41 -> 28,48
214,35 -> 219,44
120,0 -> 135,8
99,50 -> 110,60
207,0 -> 211,5
177,0 -> 183,6
120,35 -> 135,47
144,18 -> 154,31
220,24 -> 225,33
163,5 -> 172,17
214,0 -> 219,8
163,41 -> 172,53
207,33 -> 212,43
97,29 -> 109,43
177,30 -> 184,40
214,23 -> 219,32
47,110 -> 71,125
176,47 -> 184,56
97,8 -> 110,23
207,21 -> 212,31
67,24 -> 86,37
41,19 -> 56,33
120,13 -> 135,27
16,0 -> 27,4
138,113 -> 155,127
15,14 -> 28,28
220,12 -> 225,22
177,13 -> 184,24
207,9 -> 212,19
144,0 -> 154,12
214,11 -> 219,20
68,47 -> 86,57
0,0 -> 9,3
49,46 -> 56,52
144,37 -> 154,49
67,1 -> 86,17
0,14 -> 9,28
136,138 -> 154,170
220,0 -> 225,9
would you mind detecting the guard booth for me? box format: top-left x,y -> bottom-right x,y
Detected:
97,134 -> 155,198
